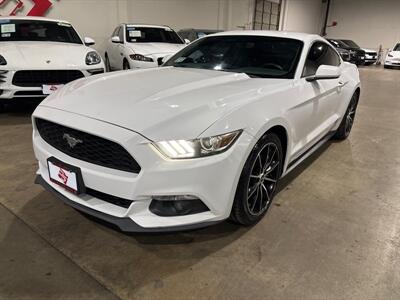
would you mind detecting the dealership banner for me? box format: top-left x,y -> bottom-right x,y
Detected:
0,0 -> 55,16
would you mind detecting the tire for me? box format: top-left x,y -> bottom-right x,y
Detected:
123,59 -> 130,70
230,133 -> 283,226
333,92 -> 359,140
105,54 -> 111,72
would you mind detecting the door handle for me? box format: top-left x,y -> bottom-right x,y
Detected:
337,81 -> 348,88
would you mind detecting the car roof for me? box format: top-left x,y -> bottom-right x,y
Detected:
123,24 -> 172,29
211,30 -> 322,43
0,16 -> 70,24
179,29 -> 221,32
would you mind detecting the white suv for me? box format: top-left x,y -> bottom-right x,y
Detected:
104,24 -> 186,71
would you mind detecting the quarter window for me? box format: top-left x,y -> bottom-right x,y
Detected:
118,26 -> 124,41
302,42 -> 341,77
111,27 -> 119,38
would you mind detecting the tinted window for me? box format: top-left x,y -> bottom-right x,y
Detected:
0,20 -> 82,44
328,39 -> 348,48
394,44 -> 400,51
341,39 -> 360,48
302,42 -> 341,77
164,35 -> 303,79
125,26 -> 183,44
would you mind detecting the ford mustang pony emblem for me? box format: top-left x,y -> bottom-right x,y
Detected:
63,133 -> 83,148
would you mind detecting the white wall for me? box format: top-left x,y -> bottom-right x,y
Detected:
280,0 -> 325,34
326,0 -> 400,51
5,0 -> 252,54
126,0 -> 252,31
9,0 -> 128,53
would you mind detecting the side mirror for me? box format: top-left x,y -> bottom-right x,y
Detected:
111,36 -> 122,43
184,38 -> 190,44
84,37 -> 95,46
306,65 -> 341,82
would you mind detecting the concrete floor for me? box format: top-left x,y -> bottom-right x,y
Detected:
0,66 -> 399,300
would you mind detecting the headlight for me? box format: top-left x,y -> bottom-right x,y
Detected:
388,54 -> 393,57
86,51 -> 101,65
153,130 -> 242,159
0,55 -> 7,65
130,54 -> 154,62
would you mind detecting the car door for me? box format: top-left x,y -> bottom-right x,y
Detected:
108,25 -> 124,69
289,41 -> 344,159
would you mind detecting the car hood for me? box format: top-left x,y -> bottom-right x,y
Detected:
362,48 -> 377,54
126,42 -> 185,56
0,41 -> 93,69
387,51 -> 400,58
40,67 -> 290,141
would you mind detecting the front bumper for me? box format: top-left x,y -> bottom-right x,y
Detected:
32,106 -> 252,232
0,68 -> 104,100
34,175 -> 222,232
364,53 -> 377,63
384,59 -> 400,67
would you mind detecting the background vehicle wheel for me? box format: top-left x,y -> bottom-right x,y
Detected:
123,59 -> 130,70
231,133 -> 283,226
334,92 -> 359,140
105,54 -> 111,72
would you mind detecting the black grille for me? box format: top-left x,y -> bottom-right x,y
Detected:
86,188 -> 133,208
35,118 -> 141,173
13,70 -> 85,87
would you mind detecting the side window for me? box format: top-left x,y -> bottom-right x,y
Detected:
302,42 -> 341,77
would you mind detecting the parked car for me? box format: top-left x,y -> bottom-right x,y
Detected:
0,16 -> 104,109
384,43 -> 400,69
104,24 -> 186,71
340,39 -> 378,65
178,28 -> 222,42
33,31 -> 360,232
327,38 -> 365,65
326,39 -> 351,61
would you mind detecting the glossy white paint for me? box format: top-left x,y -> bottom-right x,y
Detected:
33,31 -> 361,230
0,16 -> 105,100
104,24 -> 186,70
384,43 -> 400,67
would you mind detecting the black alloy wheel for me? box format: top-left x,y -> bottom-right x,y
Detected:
231,133 -> 283,225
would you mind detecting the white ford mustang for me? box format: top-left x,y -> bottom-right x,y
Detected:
33,31 -> 361,232
0,16 -> 104,106
104,24 -> 186,71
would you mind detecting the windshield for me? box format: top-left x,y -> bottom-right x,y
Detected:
164,35 -> 303,79
0,19 -> 82,44
126,26 -> 183,44
394,44 -> 400,51
328,39 -> 348,48
341,40 -> 360,48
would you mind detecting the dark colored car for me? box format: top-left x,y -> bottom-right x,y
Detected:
340,39 -> 378,65
178,29 -> 222,42
327,38 -> 365,65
